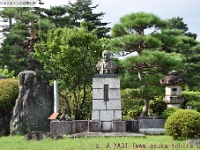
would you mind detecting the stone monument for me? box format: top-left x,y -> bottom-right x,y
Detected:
91,50 -> 125,132
160,70 -> 185,108
10,71 -> 53,134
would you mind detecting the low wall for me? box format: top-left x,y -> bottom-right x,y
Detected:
139,118 -> 166,134
50,119 -> 165,135
50,120 -> 126,134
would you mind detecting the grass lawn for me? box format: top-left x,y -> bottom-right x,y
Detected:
0,135 -> 200,150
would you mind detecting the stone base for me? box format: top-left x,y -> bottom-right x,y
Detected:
50,121 -> 75,134
167,104 -> 181,108
139,128 -> 165,135
50,120 -> 127,134
126,120 -> 139,132
112,121 -> 126,132
101,121 -> 112,132
88,121 -> 101,132
139,118 -> 165,135
75,120 -> 88,133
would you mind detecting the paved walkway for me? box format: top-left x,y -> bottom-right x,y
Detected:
69,132 -> 145,138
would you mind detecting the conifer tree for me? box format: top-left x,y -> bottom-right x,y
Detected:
67,0 -> 110,38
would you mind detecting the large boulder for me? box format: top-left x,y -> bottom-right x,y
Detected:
10,71 -> 53,135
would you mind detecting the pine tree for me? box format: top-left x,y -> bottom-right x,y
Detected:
41,6 -> 71,28
67,0 -> 110,38
108,12 -> 185,116
0,8 -> 55,75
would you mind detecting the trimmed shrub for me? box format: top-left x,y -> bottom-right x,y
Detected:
149,100 -> 167,116
0,79 -> 19,115
165,109 -> 200,140
182,91 -> 200,112
161,107 -> 181,119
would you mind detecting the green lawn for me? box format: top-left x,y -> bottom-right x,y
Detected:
0,135 -> 199,150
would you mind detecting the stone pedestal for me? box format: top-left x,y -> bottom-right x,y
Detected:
92,74 -> 122,131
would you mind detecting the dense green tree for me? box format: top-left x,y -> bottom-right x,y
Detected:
184,43 -> 200,90
0,8 -> 16,30
167,17 -> 197,39
108,12 -> 186,116
0,7 -> 55,75
162,17 -> 200,90
67,0 -> 110,38
0,8 -> 35,74
34,26 -> 106,119
41,6 -> 71,28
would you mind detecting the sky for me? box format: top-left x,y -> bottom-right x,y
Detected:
0,0 -> 199,40
43,0 -> 200,40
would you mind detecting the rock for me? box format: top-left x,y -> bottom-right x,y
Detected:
24,131 -> 45,141
24,131 -> 63,141
10,71 -> 53,135
189,140 -> 200,146
45,132 -> 63,140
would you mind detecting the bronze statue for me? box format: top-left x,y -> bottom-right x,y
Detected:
96,50 -> 117,74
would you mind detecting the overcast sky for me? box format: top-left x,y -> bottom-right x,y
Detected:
43,0 -> 200,40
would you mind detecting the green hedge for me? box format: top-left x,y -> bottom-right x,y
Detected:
161,107 -> 180,119
0,79 -> 19,115
165,109 -> 200,140
182,91 -> 200,112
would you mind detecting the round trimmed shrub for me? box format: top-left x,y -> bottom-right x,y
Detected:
162,107 -> 180,119
0,79 -> 19,115
149,100 -> 167,116
165,109 -> 200,140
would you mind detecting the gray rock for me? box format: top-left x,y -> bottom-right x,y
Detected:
24,131 -> 63,141
45,132 -> 63,140
24,131 -> 45,141
189,140 -> 200,146
10,71 -> 53,135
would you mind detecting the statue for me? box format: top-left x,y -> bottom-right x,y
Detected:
96,50 -> 117,74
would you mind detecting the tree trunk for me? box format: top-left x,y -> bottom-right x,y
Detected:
141,99 -> 149,117
59,92 -> 72,117
74,92 -> 80,120
138,67 -> 149,116
9,17 -> 12,29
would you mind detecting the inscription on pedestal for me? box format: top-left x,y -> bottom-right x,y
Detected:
104,84 -> 109,101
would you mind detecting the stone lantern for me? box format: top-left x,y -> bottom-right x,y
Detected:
160,70 -> 185,108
